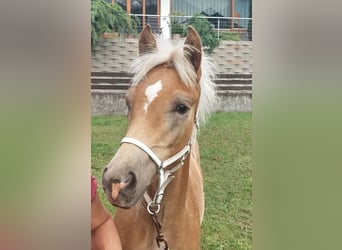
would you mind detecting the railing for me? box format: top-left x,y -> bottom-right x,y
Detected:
128,14 -> 252,41
91,72 -> 252,94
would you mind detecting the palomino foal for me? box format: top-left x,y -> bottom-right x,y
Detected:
102,25 -> 217,250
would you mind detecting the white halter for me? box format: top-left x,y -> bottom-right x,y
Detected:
120,117 -> 199,214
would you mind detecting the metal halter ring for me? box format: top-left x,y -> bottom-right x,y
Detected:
147,202 -> 160,215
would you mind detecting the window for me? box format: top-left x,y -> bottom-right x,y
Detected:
171,0 -> 251,30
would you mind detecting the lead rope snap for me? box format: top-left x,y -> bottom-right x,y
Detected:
151,211 -> 169,250
147,201 -> 161,214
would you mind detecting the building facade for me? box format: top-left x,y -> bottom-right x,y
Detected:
108,0 -> 251,39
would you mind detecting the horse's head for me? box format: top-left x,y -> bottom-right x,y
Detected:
102,25 -> 207,208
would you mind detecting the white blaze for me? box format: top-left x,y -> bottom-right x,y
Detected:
144,80 -> 163,113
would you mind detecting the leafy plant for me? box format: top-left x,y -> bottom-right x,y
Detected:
170,12 -> 185,35
185,14 -> 220,54
171,23 -> 184,35
91,0 -> 138,48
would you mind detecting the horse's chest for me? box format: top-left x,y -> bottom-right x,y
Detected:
118,213 -> 200,250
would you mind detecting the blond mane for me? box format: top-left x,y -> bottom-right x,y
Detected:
130,38 -> 218,123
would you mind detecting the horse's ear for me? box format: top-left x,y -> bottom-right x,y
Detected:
184,26 -> 202,73
139,24 -> 157,55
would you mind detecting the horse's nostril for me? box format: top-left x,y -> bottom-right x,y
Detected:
122,172 -> 137,192
105,172 -> 137,201
123,172 -> 133,184
103,167 -> 108,174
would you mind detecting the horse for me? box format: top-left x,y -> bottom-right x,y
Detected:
102,24 -> 217,250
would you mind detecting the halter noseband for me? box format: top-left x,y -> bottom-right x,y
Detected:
121,137 -> 191,171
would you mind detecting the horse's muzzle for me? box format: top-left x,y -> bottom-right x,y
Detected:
102,168 -> 139,208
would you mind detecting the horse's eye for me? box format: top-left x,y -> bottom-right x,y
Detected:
176,104 -> 189,115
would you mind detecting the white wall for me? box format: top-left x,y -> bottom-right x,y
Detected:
160,0 -> 171,39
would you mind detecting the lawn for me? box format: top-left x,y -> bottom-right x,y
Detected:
91,112 -> 252,249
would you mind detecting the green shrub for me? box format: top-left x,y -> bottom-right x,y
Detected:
91,0 -> 138,48
170,12 -> 185,35
185,14 -> 220,54
171,23 -> 184,35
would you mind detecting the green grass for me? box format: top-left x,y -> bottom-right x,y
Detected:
91,112 -> 252,249
220,31 -> 241,41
